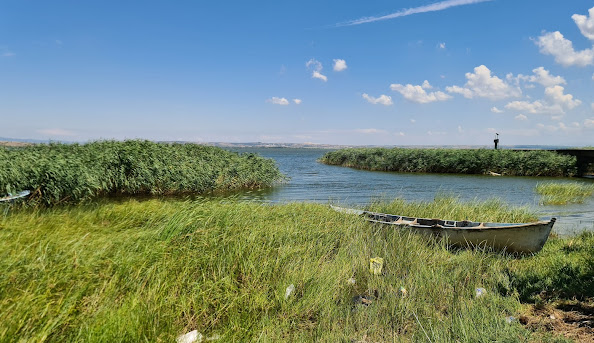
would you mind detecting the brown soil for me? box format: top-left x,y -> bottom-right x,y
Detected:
520,300 -> 594,343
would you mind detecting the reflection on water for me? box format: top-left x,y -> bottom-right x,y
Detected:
226,148 -> 594,236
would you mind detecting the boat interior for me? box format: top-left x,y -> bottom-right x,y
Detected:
364,212 -> 483,227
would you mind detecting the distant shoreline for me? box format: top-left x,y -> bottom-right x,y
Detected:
0,138 -> 583,150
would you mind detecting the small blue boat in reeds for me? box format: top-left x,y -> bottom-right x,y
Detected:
0,190 -> 31,203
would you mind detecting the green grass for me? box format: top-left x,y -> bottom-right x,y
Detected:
503,231 -> 594,303
0,198 -> 587,342
319,148 -> 577,177
0,140 -> 284,206
535,182 -> 594,205
367,196 -> 537,223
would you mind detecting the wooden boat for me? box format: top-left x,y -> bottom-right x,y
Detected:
0,190 -> 31,203
331,205 -> 555,254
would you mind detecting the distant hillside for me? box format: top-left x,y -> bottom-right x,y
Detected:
0,141 -> 33,147
0,137 -> 52,144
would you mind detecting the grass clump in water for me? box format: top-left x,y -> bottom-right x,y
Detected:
535,182 -> 594,205
1,197 -> 586,342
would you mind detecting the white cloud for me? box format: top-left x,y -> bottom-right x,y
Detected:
551,115 -> 563,121
505,100 -> 560,114
591,102 -> 594,111
395,132 -> 405,136
2,52 -> 15,57
312,70 -> 327,82
528,67 -> 566,87
446,85 -> 473,98
390,82 -> 451,104
491,106 -> 504,113
355,128 -> 387,134
585,118 -> 594,128
333,59 -> 347,72
306,59 -> 328,82
457,125 -> 463,133
410,119 -> 416,123
446,65 -> 521,100
592,73 -> 594,80
362,93 -> 393,106
572,7 -> 594,40
541,122 -> 581,133
515,114 -> 528,121
293,99 -> 302,105
535,31 -> 594,67
506,68 -> 564,90
544,85 -> 581,110
306,59 -> 321,70
37,128 -> 76,136
338,0 -> 493,26
267,97 -> 290,105
438,42 -> 446,49
536,123 -> 560,132
421,80 -> 432,89
505,85 -> 580,116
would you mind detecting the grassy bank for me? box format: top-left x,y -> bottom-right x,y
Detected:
1,198 -> 591,342
0,140 -> 284,206
536,182 -> 594,205
320,148 -> 577,177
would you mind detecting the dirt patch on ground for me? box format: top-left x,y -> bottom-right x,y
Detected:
520,300 -> 594,343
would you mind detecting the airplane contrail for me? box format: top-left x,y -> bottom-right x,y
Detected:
337,0 -> 493,27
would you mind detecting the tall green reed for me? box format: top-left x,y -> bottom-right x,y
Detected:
0,140 -> 284,206
320,148 -> 577,177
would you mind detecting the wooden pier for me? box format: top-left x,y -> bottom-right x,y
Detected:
552,149 -> 594,177
513,149 -> 594,177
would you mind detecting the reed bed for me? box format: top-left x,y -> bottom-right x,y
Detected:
319,148 -> 577,177
0,140 -> 284,206
535,182 -> 594,205
0,198 -> 585,342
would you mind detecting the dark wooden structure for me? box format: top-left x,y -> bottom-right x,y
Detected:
513,149 -> 594,177
552,149 -> 594,177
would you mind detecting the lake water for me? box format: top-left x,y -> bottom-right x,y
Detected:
228,148 -> 594,236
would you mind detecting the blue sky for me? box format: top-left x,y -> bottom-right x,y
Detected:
2,0 -> 594,146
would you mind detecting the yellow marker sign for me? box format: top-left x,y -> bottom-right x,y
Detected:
369,257 -> 384,275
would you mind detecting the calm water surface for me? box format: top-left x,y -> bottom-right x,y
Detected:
229,148 -> 594,236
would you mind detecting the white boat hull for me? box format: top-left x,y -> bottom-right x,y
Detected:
408,221 -> 554,254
